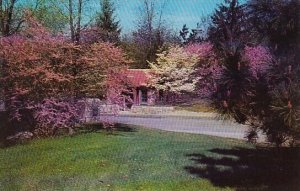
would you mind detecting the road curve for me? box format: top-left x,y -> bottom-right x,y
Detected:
98,116 -> 262,141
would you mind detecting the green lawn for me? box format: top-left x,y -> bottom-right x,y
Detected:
174,101 -> 215,113
0,125 -> 299,191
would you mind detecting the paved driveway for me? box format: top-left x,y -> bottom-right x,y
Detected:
98,115 -> 264,141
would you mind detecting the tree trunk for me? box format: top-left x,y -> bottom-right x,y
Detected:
0,0 -> 16,36
68,0 -> 75,42
0,0 -> 4,34
74,0 -> 82,43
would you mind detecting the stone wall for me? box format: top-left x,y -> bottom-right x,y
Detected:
77,98 -> 121,122
131,105 -> 174,114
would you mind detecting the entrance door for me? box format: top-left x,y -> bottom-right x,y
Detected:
140,88 -> 148,105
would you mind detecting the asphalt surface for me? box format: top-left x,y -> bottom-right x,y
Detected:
98,115 -> 264,141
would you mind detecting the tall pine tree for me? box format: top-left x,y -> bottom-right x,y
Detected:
209,0 -> 300,146
208,0 -> 249,53
96,0 -> 121,43
209,0 -> 252,124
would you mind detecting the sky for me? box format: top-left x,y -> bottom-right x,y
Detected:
22,0 -> 246,35
88,0 -> 228,34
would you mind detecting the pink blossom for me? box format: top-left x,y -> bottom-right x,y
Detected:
184,42 -> 214,58
185,42 -> 222,98
0,13 -> 131,135
244,45 -> 273,78
33,98 -> 78,136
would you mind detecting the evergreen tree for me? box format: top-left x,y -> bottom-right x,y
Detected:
188,23 -> 205,43
208,0 -> 248,53
209,0 -> 252,124
180,23 -> 206,45
96,0 -> 121,43
209,0 -> 300,146
179,24 -> 189,44
247,0 -> 300,146
248,0 -> 299,54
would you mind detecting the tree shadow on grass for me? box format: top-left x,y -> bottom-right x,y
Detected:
77,123 -> 137,134
185,146 -> 300,191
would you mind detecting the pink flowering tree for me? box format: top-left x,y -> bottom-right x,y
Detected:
0,13 -> 131,136
243,45 -> 273,79
0,14 -> 79,135
184,42 -> 222,98
33,98 -> 78,136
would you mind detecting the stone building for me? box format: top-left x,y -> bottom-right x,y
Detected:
125,69 -> 157,107
77,69 -> 165,121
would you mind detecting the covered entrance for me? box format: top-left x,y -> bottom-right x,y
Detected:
125,69 -> 156,107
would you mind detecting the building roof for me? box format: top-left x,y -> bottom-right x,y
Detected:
125,69 -> 153,87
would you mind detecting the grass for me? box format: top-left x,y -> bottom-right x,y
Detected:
174,101 -> 215,113
0,124 -> 299,191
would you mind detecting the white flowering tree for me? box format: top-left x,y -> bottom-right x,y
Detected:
149,46 -> 199,94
